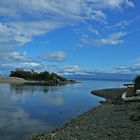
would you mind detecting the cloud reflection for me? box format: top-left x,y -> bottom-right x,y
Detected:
0,84 -> 53,140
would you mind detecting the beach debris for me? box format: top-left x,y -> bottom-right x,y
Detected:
122,92 -> 140,102
136,89 -> 140,95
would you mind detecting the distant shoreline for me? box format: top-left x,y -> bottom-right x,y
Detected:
68,77 -> 133,82
30,87 -> 140,140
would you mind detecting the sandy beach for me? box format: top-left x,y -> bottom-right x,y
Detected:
0,76 -> 27,84
30,88 -> 140,140
0,76 -> 75,85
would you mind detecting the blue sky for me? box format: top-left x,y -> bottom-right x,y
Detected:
0,0 -> 140,75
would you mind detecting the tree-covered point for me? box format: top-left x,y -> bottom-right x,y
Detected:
134,75 -> 140,91
10,68 -> 67,82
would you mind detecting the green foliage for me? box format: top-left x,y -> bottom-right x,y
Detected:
134,75 -> 140,91
10,69 -> 67,82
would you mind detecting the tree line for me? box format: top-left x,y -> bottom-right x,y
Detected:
10,69 -> 67,82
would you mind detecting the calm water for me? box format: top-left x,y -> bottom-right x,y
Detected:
0,80 -> 125,140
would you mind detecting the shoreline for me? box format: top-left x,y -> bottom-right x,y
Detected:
0,76 -> 76,85
0,76 -> 27,84
30,87 -> 140,140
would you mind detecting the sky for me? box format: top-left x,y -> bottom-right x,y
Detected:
0,0 -> 140,76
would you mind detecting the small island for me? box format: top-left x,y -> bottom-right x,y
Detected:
0,68 -> 75,85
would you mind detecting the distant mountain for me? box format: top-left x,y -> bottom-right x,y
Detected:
64,73 -> 137,81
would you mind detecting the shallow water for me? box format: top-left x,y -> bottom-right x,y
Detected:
0,80 -> 125,140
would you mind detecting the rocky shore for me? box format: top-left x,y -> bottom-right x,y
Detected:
30,88 -> 140,140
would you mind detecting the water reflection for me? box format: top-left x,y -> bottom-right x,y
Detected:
9,84 -> 64,95
9,84 -> 66,105
0,80 -> 124,140
10,84 -> 48,95
43,92 -> 65,105
0,84 -> 53,140
0,108 -> 52,140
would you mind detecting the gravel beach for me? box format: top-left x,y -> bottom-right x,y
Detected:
30,88 -> 140,140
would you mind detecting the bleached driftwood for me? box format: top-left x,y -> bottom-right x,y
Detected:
122,92 -> 140,102
123,83 -> 134,88
136,89 -> 140,95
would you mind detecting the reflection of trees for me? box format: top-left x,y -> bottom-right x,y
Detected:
9,84 -> 61,95
10,84 -> 35,95
9,81 -> 69,95
0,84 -> 58,140
10,84 -> 24,94
9,84 -> 67,105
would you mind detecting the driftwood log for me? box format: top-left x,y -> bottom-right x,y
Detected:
122,92 -> 140,102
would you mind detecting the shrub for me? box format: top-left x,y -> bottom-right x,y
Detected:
134,75 -> 140,91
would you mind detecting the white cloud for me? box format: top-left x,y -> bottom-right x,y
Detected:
87,26 -> 100,36
0,0 -> 134,49
0,51 -> 30,62
47,58 -> 140,75
113,57 -> 140,74
63,65 -> 80,72
1,62 -> 41,69
81,32 -> 127,47
109,20 -> 132,30
107,16 -> 140,30
90,0 -> 134,10
94,32 -> 127,46
114,66 -> 131,73
57,65 -> 93,75
0,0 -> 135,74
42,51 -> 67,62
0,21 -> 63,51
